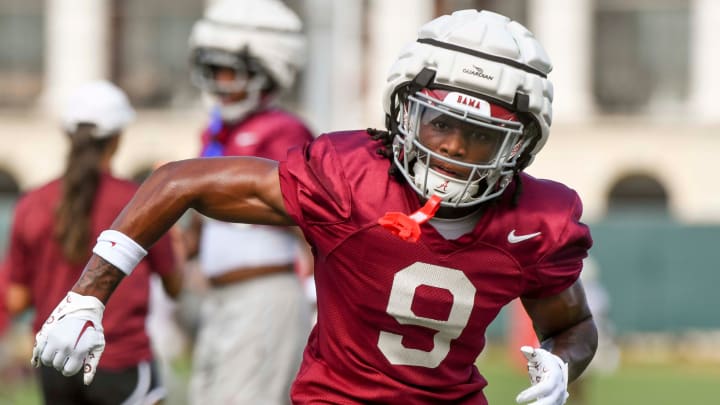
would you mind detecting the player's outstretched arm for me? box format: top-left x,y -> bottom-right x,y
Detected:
33,156 -> 291,384
515,280 -> 598,405
74,156 -> 292,300
115,157 -> 292,248
521,280 -> 598,382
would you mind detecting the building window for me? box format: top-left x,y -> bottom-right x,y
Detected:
111,0 -> 204,108
0,0 -> 44,108
607,172 -> 669,217
131,166 -> 155,184
435,0 -> 527,23
593,0 -> 689,114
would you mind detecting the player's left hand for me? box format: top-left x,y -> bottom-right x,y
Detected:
31,292 -> 106,385
515,346 -> 569,405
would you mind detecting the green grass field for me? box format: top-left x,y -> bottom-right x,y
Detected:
479,343 -> 720,405
2,343 -> 718,404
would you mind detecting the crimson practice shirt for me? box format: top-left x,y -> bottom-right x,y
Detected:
199,108 -> 313,160
197,107 -> 314,275
0,262 -> 9,335
279,130 -> 592,404
6,174 -> 177,370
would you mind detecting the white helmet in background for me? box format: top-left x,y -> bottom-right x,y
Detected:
383,10 -> 553,207
61,80 -> 135,139
188,0 -> 306,122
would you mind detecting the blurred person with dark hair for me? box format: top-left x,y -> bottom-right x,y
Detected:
567,256 -> 620,405
4,80 -> 183,405
182,0 -> 315,403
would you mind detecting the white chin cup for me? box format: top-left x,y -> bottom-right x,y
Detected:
413,161 -> 479,204
201,92 -> 260,123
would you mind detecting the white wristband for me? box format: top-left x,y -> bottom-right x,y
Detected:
92,230 -> 147,275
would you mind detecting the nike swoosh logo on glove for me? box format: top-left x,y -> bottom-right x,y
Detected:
74,321 -> 95,348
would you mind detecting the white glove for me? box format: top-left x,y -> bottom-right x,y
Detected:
31,292 -> 106,385
515,346 -> 569,405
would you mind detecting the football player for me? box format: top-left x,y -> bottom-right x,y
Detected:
32,10 -> 597,405
185,0 -> 314,403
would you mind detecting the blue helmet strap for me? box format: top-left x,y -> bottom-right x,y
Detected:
202,106 -> 225,157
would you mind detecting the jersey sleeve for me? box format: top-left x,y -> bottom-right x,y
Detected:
264,117 -> 314,161
523,192 -> 592,298
268,120 -> 313,160
224,111 -> 314,161
144,232 -> 177,277
279,135 -> 352,239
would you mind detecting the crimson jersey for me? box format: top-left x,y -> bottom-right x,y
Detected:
199,108 -> 313,160
0,262 -> 9,335
6,174 -> 177,370
279,130 -> 592,404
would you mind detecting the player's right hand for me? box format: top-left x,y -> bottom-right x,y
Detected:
31,292 -> 106,385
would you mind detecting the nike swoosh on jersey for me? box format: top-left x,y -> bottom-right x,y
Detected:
507,230 -> 542,243
234,132 -> 258,147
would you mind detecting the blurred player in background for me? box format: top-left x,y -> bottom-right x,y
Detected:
33,10 -> 597,405
567,256 -> 620,405
183,0 -> 314,403
5,81 -> 183,405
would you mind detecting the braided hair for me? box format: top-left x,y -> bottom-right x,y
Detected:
366,127 -> 401,178
54,124 -> 116,263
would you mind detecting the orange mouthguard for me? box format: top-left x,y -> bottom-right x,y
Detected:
377,195 -> 442,242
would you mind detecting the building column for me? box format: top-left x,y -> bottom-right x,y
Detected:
41,0 -> 111,115
528,0 -> 594,122
364,0 -> 434,128
302,0 -> 366,132
329,0 -> 365,130
689,0 -> 720,122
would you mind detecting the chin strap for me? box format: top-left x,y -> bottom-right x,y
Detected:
378,195 -> 442,242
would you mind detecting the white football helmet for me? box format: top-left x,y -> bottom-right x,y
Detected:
188,0 -> 306,122
383,10 -> 553,207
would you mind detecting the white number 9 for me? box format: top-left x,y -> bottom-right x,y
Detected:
377,262 -> 476,368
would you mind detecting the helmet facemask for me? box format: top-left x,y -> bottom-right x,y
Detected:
392,88 -> 534,208
191,48 -> 274,122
